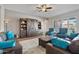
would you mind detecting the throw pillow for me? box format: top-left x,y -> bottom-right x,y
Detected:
0,33 -> 7,41
59,28 -> 67,34
6,31 -> 15,40
0,37 -> 3,42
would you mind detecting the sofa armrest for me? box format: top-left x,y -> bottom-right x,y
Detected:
46,43 -> 70,54
3,42 -> 22,54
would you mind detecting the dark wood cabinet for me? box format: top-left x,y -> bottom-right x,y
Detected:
19,18 -> 42,38
38,22 -> 41,29
19,18 -> 27,38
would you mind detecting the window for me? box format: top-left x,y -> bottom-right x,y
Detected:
62,20 -> 68,28
68,18 -> 77,32
62,17 -> 77,32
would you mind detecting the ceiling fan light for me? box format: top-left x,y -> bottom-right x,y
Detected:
42,8 -> 46,11
36,4 -> 52,12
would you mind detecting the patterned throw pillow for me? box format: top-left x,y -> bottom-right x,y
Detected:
0,33 -> 7,41
0,37 -> 3,42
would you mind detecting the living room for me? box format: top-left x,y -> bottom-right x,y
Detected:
0,4 -> 79,54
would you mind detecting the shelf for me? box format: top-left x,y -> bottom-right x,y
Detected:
21,24 -> 27,25
20,18 -> 27,38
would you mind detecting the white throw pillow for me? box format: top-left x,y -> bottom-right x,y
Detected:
0,37 -> 3,42
72,35 -> 79,41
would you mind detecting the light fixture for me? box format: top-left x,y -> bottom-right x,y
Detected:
36,4 -> 52,12
4,19 -> 8,24
4,19 -> 9,32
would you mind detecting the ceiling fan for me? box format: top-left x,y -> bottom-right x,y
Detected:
36,4 -> 52,12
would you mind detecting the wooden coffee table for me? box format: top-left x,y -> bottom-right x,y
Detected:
39,36 -> 51,48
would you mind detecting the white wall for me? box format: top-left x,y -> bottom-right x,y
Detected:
0,5 -> 5,32
41,18 -> 53,33
50,9 -> 79,33
5,9 -> 47,36
4,6 -> 79,35
0,6 -> 1,29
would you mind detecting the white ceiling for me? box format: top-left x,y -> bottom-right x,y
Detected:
4,4 -> 79,18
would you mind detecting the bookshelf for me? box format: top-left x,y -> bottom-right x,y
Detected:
20,18 -> 27,38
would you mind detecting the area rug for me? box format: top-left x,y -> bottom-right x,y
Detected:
23,46 -> 46,54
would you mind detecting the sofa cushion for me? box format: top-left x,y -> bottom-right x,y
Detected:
0,40 -> 16,49
51,37 -> 71,49
68,33 -> 78,39
72,35 -> 79,41
6,31 -> 15,40
47,31 -> 54,36
49,28 -> 54,32
59,28 -> 68,34
56,34 -> 67,38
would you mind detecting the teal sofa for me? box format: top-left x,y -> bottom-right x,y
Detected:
0,32 -> 16,53
0,31 -> 22,54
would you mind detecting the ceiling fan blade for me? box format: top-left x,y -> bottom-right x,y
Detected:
36,7 -> 41,9
38,9 -> 42,12
38,9 -> 47,12
46,7 -> 52,9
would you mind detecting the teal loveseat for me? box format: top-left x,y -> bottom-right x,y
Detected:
0,31 -> 22,54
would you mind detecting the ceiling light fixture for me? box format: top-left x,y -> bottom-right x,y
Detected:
36,4 -> 52,12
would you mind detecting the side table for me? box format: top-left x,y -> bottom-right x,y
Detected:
39,36 -> 51,48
